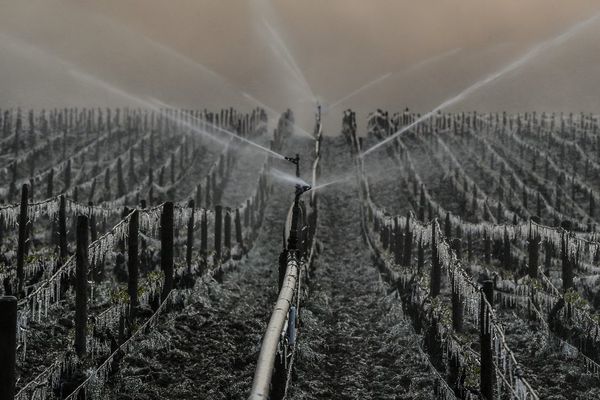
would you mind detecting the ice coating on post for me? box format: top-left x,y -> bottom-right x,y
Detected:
0,296 -> 17,400
214,205 -> 223,264
16,184 -> 28,294
160,202 -> 174,302
75,215 -> 89,358
224,208 -> 232,260
480,280 -> 495,400
128,210 -> 139,321
186,200 -> 195,273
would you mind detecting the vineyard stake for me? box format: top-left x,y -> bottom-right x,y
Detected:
200,209 -> 208,273
214,205 -> 223,264
58,195 -> 68,262
390,217 -> 397,255
381,221 -> 388,250
527,225 -> 540,278
250,199 -> 255,230
480,280 -> 495,400
402,213 -> 412,266
244,199 -> 250,227
483,230 -> 491,265
75,215 -> 89,357
430,222 -> 441,297
16,184 -> 29,294
0,296 -> 17,400
235,208 -> 244,256
128,210 -> 139,321
451,272 -> 464,332
46,168 -> 54,198
160,202 -> 174,301
186,200 -> 195,274
561,234 -> 574,291
224,207 -> 232,261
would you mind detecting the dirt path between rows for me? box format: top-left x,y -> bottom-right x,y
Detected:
289,136 -> 435,400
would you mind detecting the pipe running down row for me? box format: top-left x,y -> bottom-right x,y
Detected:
248,252 -> 299,399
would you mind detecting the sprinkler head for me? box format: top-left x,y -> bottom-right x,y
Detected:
299,184 -> 311,194
294,184 -> 311,200
285,155 -> 299,165
285,154 -> 301,178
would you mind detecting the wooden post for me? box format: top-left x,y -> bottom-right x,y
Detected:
128,210 -> 139,320
451,272 -> 464,332
16,184 -> 29,294
46,168 -> 54,198
160,202 -> 174,301
58,195 -> 68,261
186,200 -> 195,274
544,240 -> 553,275
381,222 -> 389,250
480,280 -> 495,400
0,296 -> 17,400
561,234 -> 574,291
430,222 -> 441,297
417,235 -> 424,274
250,199 -> 256,228
75,215 -> 89,358
214,205 -> 223,263
235,208 -> 244,253
402,213 -> 413,266
389,218 -> 397,255
501,228 -> 512,270
224,208 -> 232,260
200,209 -> 208,265
244,199 -> 250,227
483,230 -> 491,265
527,225 -> 540,278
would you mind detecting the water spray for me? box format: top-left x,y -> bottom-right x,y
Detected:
361,13 -> 600,157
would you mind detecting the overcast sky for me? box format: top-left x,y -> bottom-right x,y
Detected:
1,0 -> 599,132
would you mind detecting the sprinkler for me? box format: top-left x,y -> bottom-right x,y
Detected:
282,154 -> 311,252
278,155 -> 311,292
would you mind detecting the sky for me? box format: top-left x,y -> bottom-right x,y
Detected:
0,0 -> 599,133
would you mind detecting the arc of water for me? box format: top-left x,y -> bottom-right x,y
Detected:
271,168 -> 310,187
147,97 -> 287,160
325,48 -> 461,113
67,68 -> 287,160
327,73 -> 392,112
361,13 -> 600,157
94,12 -> 316,141
261,18 -> 315,102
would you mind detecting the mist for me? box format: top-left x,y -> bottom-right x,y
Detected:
1,0 -> 599,133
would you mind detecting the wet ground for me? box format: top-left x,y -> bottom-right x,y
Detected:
289,136 -> 435,400
100,134 -> 438,399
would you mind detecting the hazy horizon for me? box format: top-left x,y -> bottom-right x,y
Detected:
1,0 -> 600,133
